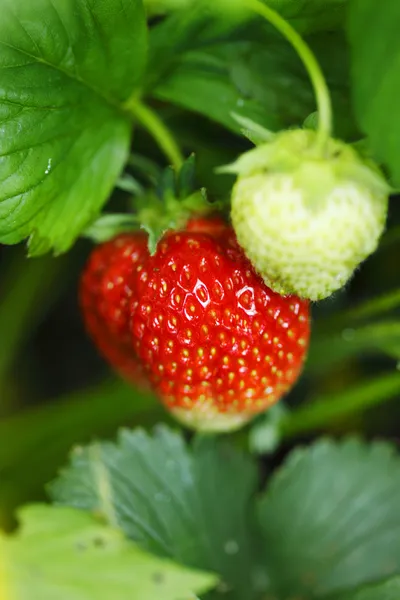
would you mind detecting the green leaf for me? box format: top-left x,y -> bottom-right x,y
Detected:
153,31 -> 356,139
332,577 -> 400,600
265,0 -> 347,33
249,403 -> 288,455
0,504 -> 217,600
348,0 -> 400,185
307,320 -> 400,373
83,214 -> 140,243
152,48 -> 278,134
144,0 -> 192,17
50,426 -> 262,600
0,0 -> 147,255
258,438 -> 400,598
116,175 -> 144,195
177,153 -> 196,199
231,114 -> 274,145
146,1 -> 246,88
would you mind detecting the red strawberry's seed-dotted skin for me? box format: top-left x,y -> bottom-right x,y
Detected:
131,219 -> 310,415
80,233 -> 148,387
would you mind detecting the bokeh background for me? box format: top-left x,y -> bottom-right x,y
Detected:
1,116 -> 400,531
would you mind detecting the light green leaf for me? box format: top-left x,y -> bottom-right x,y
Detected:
348,0 -> 400,185
332,577 -> 400,600
249,404 -> 288,455
83,214 -> 140,243
0,504 -> 217,600
0,0 -> 147,255
50,426 -> 262,600
258,438 -> 400,598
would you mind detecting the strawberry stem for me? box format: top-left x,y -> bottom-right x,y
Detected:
124,98 -> 184,171
243,0 -> 333,153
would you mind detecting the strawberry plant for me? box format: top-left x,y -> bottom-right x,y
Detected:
1,1 -> 400,599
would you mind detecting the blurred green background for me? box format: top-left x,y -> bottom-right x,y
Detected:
1,117 -> 400,532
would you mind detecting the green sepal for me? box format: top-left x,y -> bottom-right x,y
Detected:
230,113 -> 274,146
82,155 -> 222,251
136,155 -> 221,254
221,128 -> 391,198
83,214 -> 140,243
138,188 -> 217,255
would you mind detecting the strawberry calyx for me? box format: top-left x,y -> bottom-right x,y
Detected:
136,188 -> 212,255
222,128 -> 391,203
84,154 -> 223,252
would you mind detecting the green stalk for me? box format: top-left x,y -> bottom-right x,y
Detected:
244,0 -> 333,152
124,97 -> 184,171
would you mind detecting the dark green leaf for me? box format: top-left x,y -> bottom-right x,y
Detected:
265,0 -> 347,33
153,31 -> 356,139
153,48 -> 277,134
348,0 -> 400,185
258,438 -> 400,598
157,165 -> 177,200
0,0 -> 147,254
50,426 -> 262,600
0,504 -> 217,600
146,1 -> 246,88
177,154 -> 196,199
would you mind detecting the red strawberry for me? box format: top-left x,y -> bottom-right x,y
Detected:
80,217 -> 310,432
80,233 -> 148,387
131,217 -> 310,431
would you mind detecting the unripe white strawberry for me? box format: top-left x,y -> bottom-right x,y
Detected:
227,129 -> 390,301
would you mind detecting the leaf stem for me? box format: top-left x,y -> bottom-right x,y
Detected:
243,0 -> 333,152
124,98 -> 184,171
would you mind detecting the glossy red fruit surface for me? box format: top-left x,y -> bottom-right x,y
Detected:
80,217 -> 310,432
130,218 -> 310,431
80,233 -> 148,386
